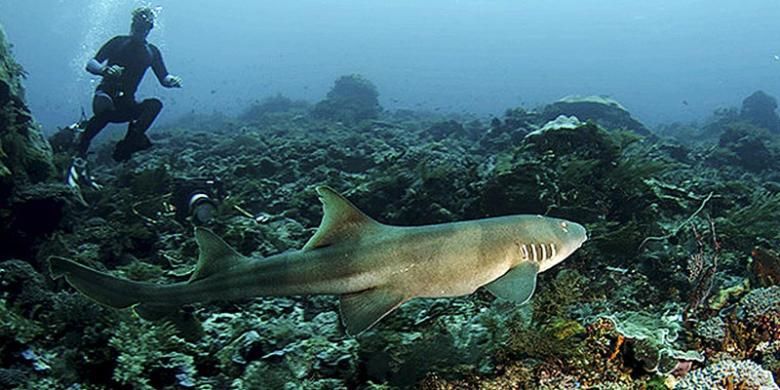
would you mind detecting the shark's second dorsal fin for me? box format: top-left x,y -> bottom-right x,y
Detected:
303,186 -> 382,251
190,228 -> 248,282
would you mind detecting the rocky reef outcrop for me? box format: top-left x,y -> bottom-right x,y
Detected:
0,24 -> 67,262
542,95 -> 652,136
740,90 -> 780,134
312,74 -> 382,124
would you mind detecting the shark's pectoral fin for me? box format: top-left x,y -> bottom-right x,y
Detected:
339,288 -> 406,336
486,261 -> 539,304
303,186 -> 384,251
190,228 -> 249,282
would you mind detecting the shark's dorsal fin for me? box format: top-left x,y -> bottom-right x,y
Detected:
190,228 -> 248,282
303,186 -> 382,251
340,288 -> 406,336
485,261 -> 539,304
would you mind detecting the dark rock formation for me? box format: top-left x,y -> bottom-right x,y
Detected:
427,120 -> 467,141
740,90 -> 780,134
312,74 -> 381,124
0,24 -> 69,263
542,95 -> 651,136
715,123 -> 779,172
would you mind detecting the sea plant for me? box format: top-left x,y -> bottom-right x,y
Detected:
600,310 -> 704,374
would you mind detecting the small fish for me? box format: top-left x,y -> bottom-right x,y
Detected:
50,186 -> 587,335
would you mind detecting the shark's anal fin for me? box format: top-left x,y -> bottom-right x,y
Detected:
190,228 -> 248,282
303,186 -> 382,251
339,288 -> 406,336
134,303 -> 176,321
485,261 -> 540,304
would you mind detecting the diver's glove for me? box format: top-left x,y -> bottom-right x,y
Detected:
103,65 -> 125,78
163,74 -> 182,88
66,157 -> 103,191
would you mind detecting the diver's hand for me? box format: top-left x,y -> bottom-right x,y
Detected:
163,75 -> 182,88
103,65 -> 125,78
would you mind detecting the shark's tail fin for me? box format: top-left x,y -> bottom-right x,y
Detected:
49,256 -> 151,310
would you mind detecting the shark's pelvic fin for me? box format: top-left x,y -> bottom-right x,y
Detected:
339,288 -> 406,336
485,261 -> 539,304
303,186 -> 383,251
190,228 -> 249,282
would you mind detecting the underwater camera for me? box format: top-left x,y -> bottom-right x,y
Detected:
171,177 -> 225,225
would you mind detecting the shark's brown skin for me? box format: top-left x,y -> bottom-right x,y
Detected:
50,186 -> 587,335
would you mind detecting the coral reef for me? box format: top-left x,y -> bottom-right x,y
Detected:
313,74 -> 382,124
601,311 -> 704,374
740,90 -> 780,134
240,93 -> 310,123
675,359 -> 779,389
752,247 -> 780,287
0,24 -> 69,263
0,32 -> 779,386
541,95 -> 652,136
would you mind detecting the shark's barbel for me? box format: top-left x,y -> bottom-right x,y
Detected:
50,186 -> 587,335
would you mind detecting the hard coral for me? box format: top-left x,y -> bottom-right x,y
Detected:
675,359 -> 779,389
541,95 -> 651,136
736,286 -> 780,321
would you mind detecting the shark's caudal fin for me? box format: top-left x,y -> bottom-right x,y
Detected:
49,228 -> 250,321
49,256 -> 149,309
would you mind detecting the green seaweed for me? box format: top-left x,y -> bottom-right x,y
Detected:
109,319 -> 195,389
0,298 -> 42,345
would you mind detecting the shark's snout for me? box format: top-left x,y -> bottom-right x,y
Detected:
571,221 -> 588,246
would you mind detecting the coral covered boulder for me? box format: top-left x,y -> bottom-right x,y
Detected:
740,90 -> 780,134
0,25 -> 56,188
0,24 -> 66,262
313,74 -> 382,124
542,95 -> 651,136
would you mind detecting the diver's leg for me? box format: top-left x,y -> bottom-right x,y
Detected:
129,98 -> 163,135
76,115 -> 109,158
112,98 -> 162,162
76,92 -> 116,157
67,92 -> 118,190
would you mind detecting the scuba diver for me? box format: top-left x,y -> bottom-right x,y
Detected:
67,7 -> 182,190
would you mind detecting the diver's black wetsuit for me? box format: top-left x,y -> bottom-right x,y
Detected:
77,35 -> 170,160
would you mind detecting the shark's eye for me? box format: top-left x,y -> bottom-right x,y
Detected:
560,222 -> 569,232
